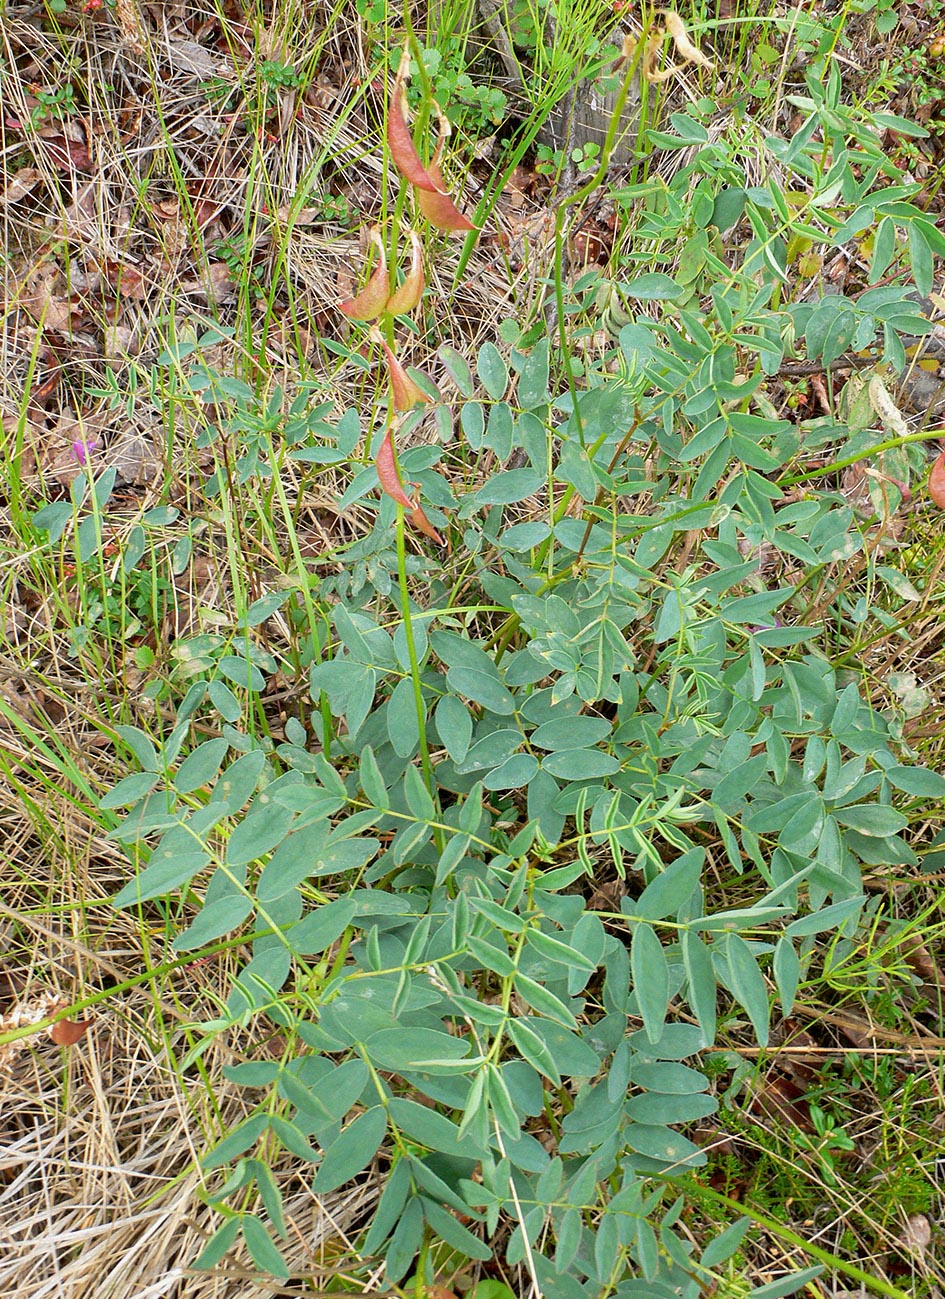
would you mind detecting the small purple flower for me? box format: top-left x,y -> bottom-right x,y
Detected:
71,437 -> 101,466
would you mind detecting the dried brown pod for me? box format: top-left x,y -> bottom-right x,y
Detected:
50,1018 -> 91,1046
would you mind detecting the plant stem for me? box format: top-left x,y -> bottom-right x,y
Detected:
685,1181 -> 914,1299
551,29 -> 649,441
395,506 -> 444,850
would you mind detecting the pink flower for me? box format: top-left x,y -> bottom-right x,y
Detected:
71,438 -> 101,466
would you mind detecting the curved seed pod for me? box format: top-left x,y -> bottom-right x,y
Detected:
376,426 -> 414,510
660,10 -> 714,69
387,48 -> 442,193
928,450 -> 945,508
416,159 -> 477,234
408,503 -> 445,546
376,425 -> 444,545
385,230 -> 425,315
643,30 -> 676,83
381,338 -> 435,411
338,228 -> 389,320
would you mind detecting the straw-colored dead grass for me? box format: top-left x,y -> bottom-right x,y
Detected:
1,1002 -> 377,1297
0,4 -> 448,1290
0,803 -> 377,1298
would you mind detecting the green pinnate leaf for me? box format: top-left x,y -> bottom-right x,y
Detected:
366,1027 -> 473,1072
477,340 -> 509,400
421,1197 -> 492,1261
387,676 -> 421,757
525,927 -> 598,973
172,890 -> 253,950
113,847 -> 210,908
203,1114 -> 269,1169
192,1217 -> 241,1271
241,1214 -> 289,1277
833,804 -> 908,836
436,692 -> 473,763
718,933 -> 770,1045
530,716 -> 612,751
403,761 -> 436,821
175,738 -> 229,793
387,1098 -> 477,1159
447,666 -> 516,715
633,848 -> 704,922
256,820 -> 332,901
312,1106 -> 388,1193
541,749 -> 620,780
516,337 -> 549,408
513,972 -> 580,1029
359,746 -> 390,809
632,923 -> 669,1045
226,800 -> 294,866
363,1157 -> 412,1254
253,1159 -> 287,1235
773,936 -> 799,1017
625,1124 -> 705,1169
385,1197 -> 425,1282
483,752 -> 540,789
269,1116 -> 320,1162
507,1018 -> 561,1085
682,930 -> 717,1043
700,1217 -> 751,1269
218,655 -> 266,692
628,1060 -> 708,1093
288,896 -> 355,953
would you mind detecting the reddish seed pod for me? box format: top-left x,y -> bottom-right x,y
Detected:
416,160 -> 477,234
928,450 -> 945,508
387,48 -> 443,194
408,503 -> 445,546
376,426 -> 414,509
376,425 -> 444,545
380,338 -> 435,411
338,229 -> 389,320
385,230 -> 425,315
414,125 -> 477,234
50,1018 -> 91,1046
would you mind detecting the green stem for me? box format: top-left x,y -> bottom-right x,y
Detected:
780,426 -> 943,488
414,1232 -> 430,1297
529,36 -> 649,580
395,507 -> 444,850
268,461 -> 333,754
0,932 -> 252,1049
686,1181 -> 914,1299
550,32 -> 648,441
